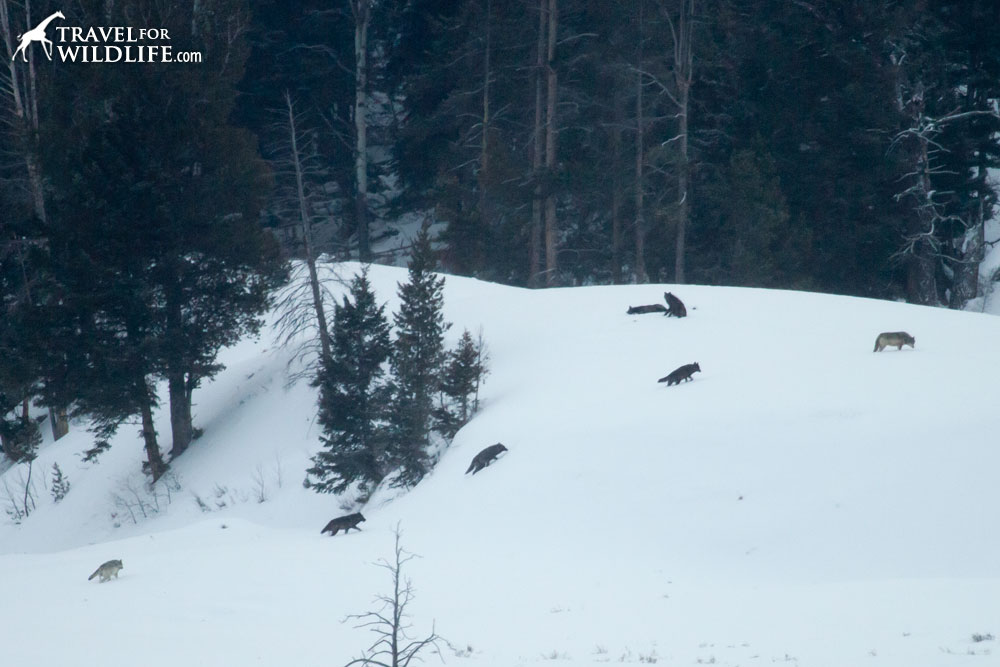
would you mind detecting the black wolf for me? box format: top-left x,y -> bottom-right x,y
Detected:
658,362 -> 701,386
321,512 -> 366,536
627,304 -> 668,315
663,292 -> 687,318
466,443 -> 508,474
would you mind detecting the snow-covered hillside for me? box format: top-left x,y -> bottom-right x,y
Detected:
2,263 -> 998,667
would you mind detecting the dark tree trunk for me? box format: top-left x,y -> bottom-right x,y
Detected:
138,377 -> 167,482
352,0 -> 372,261
610,85 -> 624,285
634,54 -> 647,283
528,0 -> 546,287
167,371 -> 194,458
49,407 -> 69,440
950,168 -> 987,309
543,0 -> 559,287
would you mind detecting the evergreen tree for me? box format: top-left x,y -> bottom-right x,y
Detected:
0,261 -> 43,462
696,141 -> 804,288
36,0 -> 285,478
386,226 -> 448,487
50,462 -> 70,503
434,329 -> 488,439
306,270 -> 392,497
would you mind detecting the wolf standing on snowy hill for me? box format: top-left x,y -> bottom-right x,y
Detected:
321,512 -> 366,536
873,331 -> 915,352
466,443 -> 507,474
88,559 -> 123,582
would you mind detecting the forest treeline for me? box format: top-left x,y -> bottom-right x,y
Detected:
236,0 -> 1000,302
0,1 -> 998,478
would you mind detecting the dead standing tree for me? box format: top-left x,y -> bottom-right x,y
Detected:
350,0 -> 373,262
889,97 -> 1000,306
0,0 -> 69,440
529,0 -> 560,288
282,91 -> 332,367
638,0 -> 696,284
344,526 -> 444,667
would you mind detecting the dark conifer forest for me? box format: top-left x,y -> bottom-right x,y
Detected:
243,0 -> 1000,302
2,1 -> 999,466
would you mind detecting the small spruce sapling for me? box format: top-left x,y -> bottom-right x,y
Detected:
434,329 -> 489,438
50,462 -> 70,503
386,225 -> 449,488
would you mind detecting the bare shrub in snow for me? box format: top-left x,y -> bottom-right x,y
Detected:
343,525 -> 444,667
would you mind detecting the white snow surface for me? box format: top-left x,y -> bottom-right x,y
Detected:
2,262 -> 998,667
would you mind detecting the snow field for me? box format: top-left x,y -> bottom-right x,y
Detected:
2,262 -> 998,666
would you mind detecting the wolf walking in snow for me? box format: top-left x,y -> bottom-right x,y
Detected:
466,443 -> 508,474
873,331 -> 915,352
321,512 -> 366,536
658,362 -> 701,386
88,559 -> 123,582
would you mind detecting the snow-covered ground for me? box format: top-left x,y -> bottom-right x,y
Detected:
2,262 -> 998,667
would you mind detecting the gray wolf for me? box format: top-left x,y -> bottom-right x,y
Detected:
321,512 -> 366,536
658,362 -> 701,386
627,304 -> 667,315
466,443 -> 508,474
88,559 -> 123,582
873,331 -> 915,352
663,292 -> 687,318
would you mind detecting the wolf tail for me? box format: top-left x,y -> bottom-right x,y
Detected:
873,338 -> 879,352
88,569 -> 98,580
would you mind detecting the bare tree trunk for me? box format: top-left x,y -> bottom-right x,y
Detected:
668,0 -> 694,284
191,0 -> 201,36
478,0 -> 493,237
610,85 -> 624,285
48,408 -> 68,440
950,190 -> 984,309
675,81 -> 689,284
905,137 -> 939,306
23,459 -> 33,516
137,377 -> 166,482
167,371 -> 193,457
528,0 -> 546,287
543,0 -> 559,287
351,0 -> 372,261
285,91 -> 332,366
0,0 -> 46,225
2,0 -> 67,439
634,14 -> 648,284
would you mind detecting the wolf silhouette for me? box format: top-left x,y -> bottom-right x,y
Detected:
321,512 -> 366,536
663,292 -> 687,318
658,362 -> 701,386
466,443 -> 508,475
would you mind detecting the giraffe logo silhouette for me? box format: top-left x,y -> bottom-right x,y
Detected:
11,11 -> 65,62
